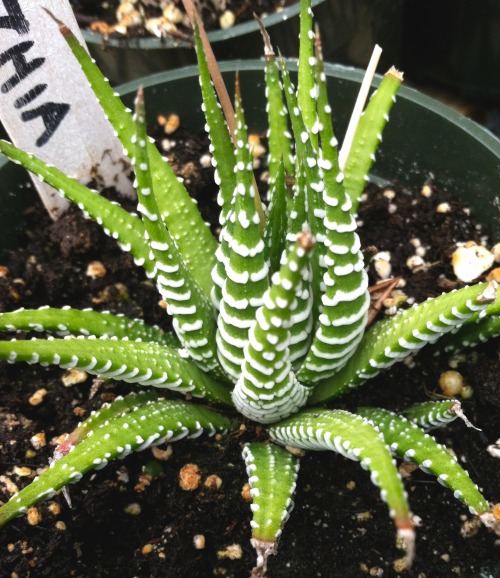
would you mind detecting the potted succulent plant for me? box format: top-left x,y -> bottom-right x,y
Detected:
0,1 -> 499,576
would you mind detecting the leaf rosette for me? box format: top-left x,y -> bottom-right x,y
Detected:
0,0 -> 498,574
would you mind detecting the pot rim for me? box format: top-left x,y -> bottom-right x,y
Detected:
3,59 -> 499,174
2,57 -> 500,252
116,59 -> 500,159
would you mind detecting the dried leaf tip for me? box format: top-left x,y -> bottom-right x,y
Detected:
234,71 -> 242,103
479,507 -> 500,535
250,538 -> 278,578
477,280 -> 498,304
254,13 -> 275,59
450,401 -> 482,431
314,24 -> 323,59
396,525 -> 416,569
386,66 -> 404,82
135,86 -> 145,105
297,229 -> 315,251
41,7 -> 70,36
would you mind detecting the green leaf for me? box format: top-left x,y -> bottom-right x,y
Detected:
315,31 -> 339,168
55,391 -> 160,452
0,306 -> 175,346
0,398 -> 232,527
263,159 -> 288,276
193,24 -> 236,223
402,400 -> 462,430
269,408 -> 414,551
243,442 -> 299,542
278,58 -> 326,325
297,123 -> 369,383
216,80 -> 270,381
261,31 -> 294,187
437,314 -> 500,353
357,407 -> 490,515
311,282 -> 498,402
0,338 -> 232,405
132,88 -> 226,380
344,68 -> 403,211
297,0 -> 318,148
243,442 -> 299,576
232,232 -> 313,423
286,161 -> 314,366
59,23 -> 217,298
0,139 -> 153,278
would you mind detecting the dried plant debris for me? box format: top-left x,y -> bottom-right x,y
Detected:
71,0 -> 292,39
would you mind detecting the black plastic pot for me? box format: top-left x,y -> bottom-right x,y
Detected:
402,0 -> 500,102
80,0 -> 405,84
1,60 -> 500,255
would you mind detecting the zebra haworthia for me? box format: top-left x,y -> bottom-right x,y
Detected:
0,0 -> 497,575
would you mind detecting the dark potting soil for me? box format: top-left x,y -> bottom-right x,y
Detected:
0,127 -> 499,578
70,0 -> 293,40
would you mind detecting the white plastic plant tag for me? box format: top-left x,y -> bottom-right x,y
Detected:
0,0 -> 134,219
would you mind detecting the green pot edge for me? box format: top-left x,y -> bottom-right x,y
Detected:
117,59 -> 500,158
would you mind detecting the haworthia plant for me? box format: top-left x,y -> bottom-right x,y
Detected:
0,0 -> 498,575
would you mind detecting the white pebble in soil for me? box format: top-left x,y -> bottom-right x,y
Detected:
451,242 -> 494,283
372,251 -> 392,280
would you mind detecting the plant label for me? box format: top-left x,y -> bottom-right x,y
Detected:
0,0 -> 133,219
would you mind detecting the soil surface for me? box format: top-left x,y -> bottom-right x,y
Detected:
0,125 -> 499,578
70,0 -> 293,40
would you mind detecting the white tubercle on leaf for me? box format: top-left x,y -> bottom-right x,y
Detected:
0,0 -> 133,219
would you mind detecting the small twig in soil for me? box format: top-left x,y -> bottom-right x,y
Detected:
367,276 -> 402,325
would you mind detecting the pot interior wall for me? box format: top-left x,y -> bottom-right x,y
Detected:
1,61 -> 499,255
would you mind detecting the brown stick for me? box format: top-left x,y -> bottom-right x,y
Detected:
367,277 -> 402,326
182,0 -> 236,137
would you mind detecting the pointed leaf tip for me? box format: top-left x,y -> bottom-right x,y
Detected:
136,85 -> 145,103
254,13 -> 275,58
386,66 -> 404,82
41,7 -> 70,35
477,280 -> 498,304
